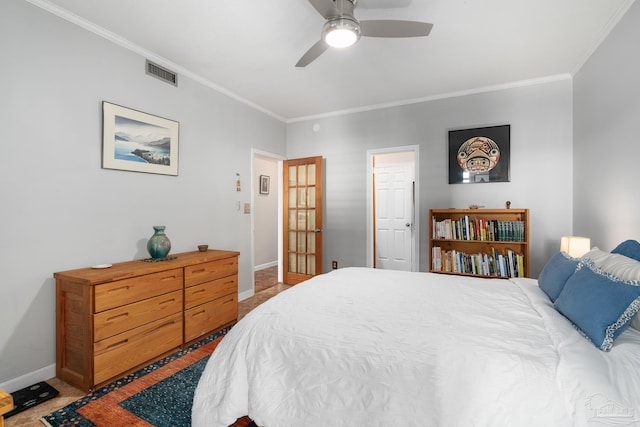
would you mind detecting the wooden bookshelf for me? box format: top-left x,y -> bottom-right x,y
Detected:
429,208 -> 529,278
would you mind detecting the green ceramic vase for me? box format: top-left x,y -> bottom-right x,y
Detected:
147,225 -> 171,259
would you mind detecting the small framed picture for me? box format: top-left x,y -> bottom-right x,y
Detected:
259,175 -> 270,195
102,101 -> 179,176
448,124 -> 510,184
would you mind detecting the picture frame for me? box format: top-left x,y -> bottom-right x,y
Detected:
102,101 -> 179,176
259,175 -> 270,195
448,124 -> 510,184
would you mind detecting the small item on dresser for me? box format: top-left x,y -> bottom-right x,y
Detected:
147,225 -> 171,259
91,264 -> 112,269
506,200 -> 511,208
198,245 -> 209,252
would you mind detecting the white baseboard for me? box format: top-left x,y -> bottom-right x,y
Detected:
0,363 -> 56,393
238,289 -> 254,301
254,261 -> 277,271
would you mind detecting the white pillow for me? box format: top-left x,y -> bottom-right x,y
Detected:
582,247 -> 640,280
582,247 -> 640,330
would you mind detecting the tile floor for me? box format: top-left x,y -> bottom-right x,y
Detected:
4,266 -> 289,426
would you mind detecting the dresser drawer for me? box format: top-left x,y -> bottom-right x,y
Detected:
184,276 -> 237,310
93,313 -> 182,385
94,268 -> 183,313
184,295 -> 237,342
94,290 -> 182,341
184,257 -> 238,287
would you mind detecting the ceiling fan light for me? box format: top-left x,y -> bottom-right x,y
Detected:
322,18 -> 361,48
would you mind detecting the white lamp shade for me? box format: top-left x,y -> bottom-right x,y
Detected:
560,236 -> 591,258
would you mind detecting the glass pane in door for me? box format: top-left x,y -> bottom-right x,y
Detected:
288,165 -> 297,186
297,165 -> 306,185
297,188 -> 307,207
307,232 -> 315,254
307,164 -> 316,186
307,255 -> 316,275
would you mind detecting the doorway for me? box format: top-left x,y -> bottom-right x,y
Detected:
251,149 -> 285,298
366,146 -> 419,271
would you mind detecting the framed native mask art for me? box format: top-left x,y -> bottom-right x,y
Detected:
448,124 -> 510,184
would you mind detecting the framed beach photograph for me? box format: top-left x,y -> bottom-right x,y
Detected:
102,102 -> 179,176
448,124 -> 510,184
259,175 -> 270,195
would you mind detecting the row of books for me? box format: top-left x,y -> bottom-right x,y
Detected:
432,216 -> 526,242
431,246 -> 526,278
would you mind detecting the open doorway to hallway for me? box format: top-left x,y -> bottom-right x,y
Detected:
251,149 -> 285,297
255,265 -> 278,293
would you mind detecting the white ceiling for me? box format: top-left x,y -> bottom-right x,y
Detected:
34,0 -> 634,121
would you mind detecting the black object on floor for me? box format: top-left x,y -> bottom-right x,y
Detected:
3,381 -> 59,419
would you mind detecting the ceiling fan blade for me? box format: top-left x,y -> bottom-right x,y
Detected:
360,20 -> 433,38
296,40 -> 330,67
306,0 -> 340,19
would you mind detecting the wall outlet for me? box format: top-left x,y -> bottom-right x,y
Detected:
332,261 -> 338,269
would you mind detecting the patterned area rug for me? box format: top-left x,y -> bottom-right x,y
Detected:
41,327 -> 255,427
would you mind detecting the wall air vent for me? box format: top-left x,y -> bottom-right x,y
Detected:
145,60 -> 178,87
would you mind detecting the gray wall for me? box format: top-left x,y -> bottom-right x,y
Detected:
0,0 -> 286,389
287,79 -> 574,277
574,1 -> 640,250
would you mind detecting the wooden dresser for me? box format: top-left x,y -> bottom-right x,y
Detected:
54,250 -> 239,391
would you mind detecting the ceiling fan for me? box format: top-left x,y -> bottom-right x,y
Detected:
296,0 -> 433,67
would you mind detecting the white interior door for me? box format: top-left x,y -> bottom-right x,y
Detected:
374,164 -> 414,271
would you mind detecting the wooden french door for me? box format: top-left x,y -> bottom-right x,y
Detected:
283,156 -> 323,285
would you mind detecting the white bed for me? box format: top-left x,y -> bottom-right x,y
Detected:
192,266 -> 640,427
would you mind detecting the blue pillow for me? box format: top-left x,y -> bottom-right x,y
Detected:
555,262 -> 640,351
612,240 -> 640,261
538,252 -> 579,302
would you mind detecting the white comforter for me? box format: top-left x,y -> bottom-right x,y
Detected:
192,267 -> 640,427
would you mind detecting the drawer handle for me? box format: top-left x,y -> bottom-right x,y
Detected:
143,320 -> 178,337
106,339 -> 129,350
224,279 -> 235,285
107,285 -> 130,293
222,298 -> 235,305
192,310 -> 206,317
192,289 -> 206,295
159,298 -> 176,305
192,268 -> 205,274
160,275 -> 178,281
106,312 -> 129,322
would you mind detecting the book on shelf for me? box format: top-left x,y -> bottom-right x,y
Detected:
432,217 -> 525,242
431,246 -> 525,278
